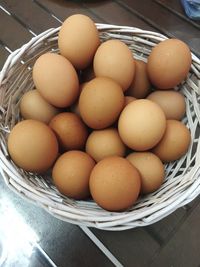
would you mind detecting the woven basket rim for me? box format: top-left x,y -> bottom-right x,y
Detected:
0,24 -> 200,230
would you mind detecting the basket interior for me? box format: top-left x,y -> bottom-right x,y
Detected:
0,26 -> 200,229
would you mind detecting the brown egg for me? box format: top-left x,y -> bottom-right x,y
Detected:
52,151 -> 95,199
152,120 -> 191,162
49,112 -> 88,151
147,90 -> 186,120
79,77 -> 124,129
8,120 -> 58,173
93,40 -> 135,91
147,39 -> 192,89
126,60 -> 151,98
70,83 -> 88,117
58,14 -> 100,69
89,156 -> 141,211
20,90 -> 60,124
33,53 -> 79,108
124,96 -> 137,107
118,99 -> 166,151
127,152 -> 165,194
86,128 -> 126,162
81,65 -> 95,82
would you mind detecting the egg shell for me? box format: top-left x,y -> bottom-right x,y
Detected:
89,156 -> 141,211
93,40 -> 135,91
152,120 -> 191,162
52,151 -> 95,199
8,120 -> 58,173
58,14 -> 100,69
147,90 -> 186,120
147,39 -> 192,89
32,53 -> 79,108
118,99 -> 166,151
79,77 -> 124,129
86,128 -> 126,162
126,60 -> 151,98
127,152 -> 165,194
20,90 -> 60,124
49,112 -> 88,151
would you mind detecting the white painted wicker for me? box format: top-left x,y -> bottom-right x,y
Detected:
0,24 -> 200,230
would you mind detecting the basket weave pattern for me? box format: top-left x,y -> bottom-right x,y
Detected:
0,24 -> 200,230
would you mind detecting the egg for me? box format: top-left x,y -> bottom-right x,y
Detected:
152,120 -> 191,162
79,77 -> 124,129
86,128 -> 126,162
8,120 -> 58,173
118,99 -> 166,151
93,40 -> 135,91
58,14 -> 100,69
147,39 -> 192,89
20,90 -> 60,124
53,151 -> 95,199
147,90 -> 186,120
49,112 -> 88,151
124,96 -> 136,107
126,60 -> 151,98
89,156 -> 141,211
32,53 -> 79,108
127,152 -> 165,194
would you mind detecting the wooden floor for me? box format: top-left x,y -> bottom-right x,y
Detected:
0,1 -> 200,267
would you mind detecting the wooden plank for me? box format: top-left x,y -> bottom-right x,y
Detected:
82,1 -> 155,31
34,0 -> 103,23
0,44 -> 9,69
0,0 -> 60,34
118,0 -> 200,57
154,0 -> 200,27
0,8 -> 32,50
147,207 -> 186,243
92,227 -> 160,267
150,202 -> 200,267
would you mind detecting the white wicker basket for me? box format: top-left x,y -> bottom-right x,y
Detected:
0,24 -> 200,231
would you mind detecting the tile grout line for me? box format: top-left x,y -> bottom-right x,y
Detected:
80,226 -> 124,267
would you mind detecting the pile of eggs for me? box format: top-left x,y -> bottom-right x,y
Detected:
7,14 -> 192,212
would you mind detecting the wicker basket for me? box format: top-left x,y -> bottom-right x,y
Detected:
0,24 -> 200,231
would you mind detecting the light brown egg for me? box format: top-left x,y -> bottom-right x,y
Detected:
93,40 -> 135,91
126,60 -> 151,98
52,151 -> 95,199
79,77 -> 124,129
58,14 -> 100,69
20,90 -> 60,124
118,99 -> 166,151
8,120 -> 58,173
147,90 -> 186,120
147,39 -> 192,89
124,96 -> 137,107
32,53 -> 79,108
89,156 -> 141,211
49,112 -> 88,151
86,128 -> 126,162
127,152 -> 165,194
152,120 -> 191,162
